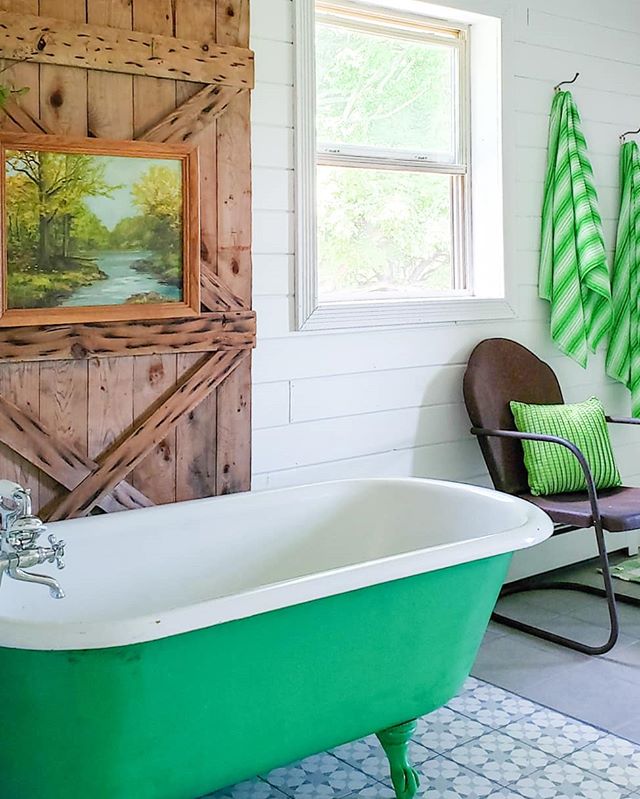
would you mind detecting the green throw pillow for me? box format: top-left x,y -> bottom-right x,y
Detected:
510,396 -> 622,497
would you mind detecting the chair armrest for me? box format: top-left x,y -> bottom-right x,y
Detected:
470,426 -> 601,524
606,416 -> 640,426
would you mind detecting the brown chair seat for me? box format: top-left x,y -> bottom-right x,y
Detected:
521,486 -> 640,533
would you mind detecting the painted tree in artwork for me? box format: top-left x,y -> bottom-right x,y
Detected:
110,164 -> 183,286
6,150 -> 113,268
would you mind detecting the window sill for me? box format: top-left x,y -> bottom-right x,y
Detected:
297,296 -> 515,331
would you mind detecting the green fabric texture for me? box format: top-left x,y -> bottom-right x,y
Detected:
606,140 -> 640,417
539,91 -> 612,368
510,396 -> 621,496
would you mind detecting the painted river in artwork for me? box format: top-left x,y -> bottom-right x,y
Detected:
60,250 -> 181,307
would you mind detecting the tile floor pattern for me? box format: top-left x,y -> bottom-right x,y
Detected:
204,677 -> 640,799
472,557 -> 640,744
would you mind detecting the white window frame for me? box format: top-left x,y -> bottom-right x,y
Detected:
295,0 -> 513,331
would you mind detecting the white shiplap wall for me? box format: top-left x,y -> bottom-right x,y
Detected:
250,0 -> 640,509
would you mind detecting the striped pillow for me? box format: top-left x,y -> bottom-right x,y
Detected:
510,397 -> 621,497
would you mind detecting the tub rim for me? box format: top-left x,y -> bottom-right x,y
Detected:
0,477 -> 552,651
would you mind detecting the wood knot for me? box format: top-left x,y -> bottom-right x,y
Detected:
36,35 -> 47,52
50,89 -> 64,108
231,258 -> 239,274
148,362 -> 165,384
226,5 -> 235,17
70,342 -> 88,359
158,441 -> 172,462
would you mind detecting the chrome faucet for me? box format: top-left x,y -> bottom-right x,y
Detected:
0,480 -> 66,599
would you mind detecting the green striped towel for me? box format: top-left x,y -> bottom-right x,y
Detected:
539,91 -> 612,367
606,141 -> 640,416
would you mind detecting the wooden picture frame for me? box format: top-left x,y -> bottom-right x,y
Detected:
0,132 -> 200,326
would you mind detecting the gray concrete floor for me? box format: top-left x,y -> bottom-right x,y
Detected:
472,554 -> 640,745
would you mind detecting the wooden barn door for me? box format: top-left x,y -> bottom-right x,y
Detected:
0,0 -> 255,518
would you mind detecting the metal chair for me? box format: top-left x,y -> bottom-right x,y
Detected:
463,337 -> 640,655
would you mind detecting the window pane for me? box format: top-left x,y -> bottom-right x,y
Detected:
317,165 -> 454,301
316,21 -> 455,156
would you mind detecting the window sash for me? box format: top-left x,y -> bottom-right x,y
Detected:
316,3 -> 469,167
317,1 -> 464,43
317,145 -> 467,174
295,0 -> 479,330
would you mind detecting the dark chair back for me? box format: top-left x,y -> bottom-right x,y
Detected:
463,338 -> 564,494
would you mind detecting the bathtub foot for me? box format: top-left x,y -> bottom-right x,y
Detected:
376,719 -> 420,799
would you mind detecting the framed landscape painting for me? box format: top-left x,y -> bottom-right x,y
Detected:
0,132 -> 200,327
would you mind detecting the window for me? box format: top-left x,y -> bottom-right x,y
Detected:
295,0 -> 508,330
316,5 -> 469,302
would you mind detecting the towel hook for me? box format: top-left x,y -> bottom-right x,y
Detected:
554,72 -> 580,92
621,126 -> 640,143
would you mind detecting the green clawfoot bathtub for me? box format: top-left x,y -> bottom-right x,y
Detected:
0,478 -> 551,799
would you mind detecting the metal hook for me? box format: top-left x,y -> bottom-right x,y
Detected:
554,72 -> 580,92
621,126 -> 640,143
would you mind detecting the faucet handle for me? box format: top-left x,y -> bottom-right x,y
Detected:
47,534 -> 66,570
6,515 -> 46,550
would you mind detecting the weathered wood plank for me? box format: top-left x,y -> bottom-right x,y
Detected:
132,355 -> 177,504
201,268 -> 247,311
37,0 -> 89,509
0,0 -> 40,131
87,356 -> 134,463
87,0 -> 133,139
130,0 -> 180,503
48,349 -> 248,520
217,0 -> 250,47
38,359 -> 87,510
0,392 -> 152,515
2,98 -> 53,133
39,0 -> 88,135
0,311 -> 256,362
139,84 -> 243,143
134,0 -> 178,505
0,363 -> 41,505
215,355 -> 251,494
215,0 -> 252,495
174,0 -> 218,500
175,2 -> 219,325
0,10 -> 255,87
85,0 -> 136,503
176,353 -> 216,501
216,0 -> 251,303
0,0 -> 42,503
132,0 -> 177,137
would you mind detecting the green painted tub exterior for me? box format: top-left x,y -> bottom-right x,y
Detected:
0,553 -> 510,799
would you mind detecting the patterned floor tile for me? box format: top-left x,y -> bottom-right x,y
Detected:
416,706 -> 490,753
447,682 -> 537,728
566,734 -> 640,791
332,734 -> 433,783
414,755 -> 499,798
204,778 -> 289,798
448,730 -> 553,786
502,708 -> 603,757
262,751 -> 373,798
484,792 -> 527,799
341,785 -> 395,798
513,760 -> 628,799
205,679 -> 640,799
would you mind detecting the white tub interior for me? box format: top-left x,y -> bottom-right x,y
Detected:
0,478 -> 552,649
